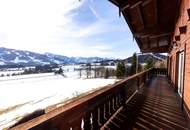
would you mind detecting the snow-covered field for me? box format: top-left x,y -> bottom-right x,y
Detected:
0,66 -> 117,129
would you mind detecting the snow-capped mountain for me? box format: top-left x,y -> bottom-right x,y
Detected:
126,53 -> 167,64
0,47 -> 111,66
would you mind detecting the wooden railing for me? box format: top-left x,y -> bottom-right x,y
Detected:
151,68 -> 167,76
10,68 -> 165,130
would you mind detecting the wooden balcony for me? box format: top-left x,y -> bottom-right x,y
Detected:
104,75 -> 190,130
10,68 -> 190,130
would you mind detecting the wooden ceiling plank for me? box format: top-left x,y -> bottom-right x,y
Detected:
142,0 -> 157,28
130,4 -> 145,31
153,0 -> 158,26
149,33 -> 170,39
109,0 -> 179,53
122,10 -> 143,50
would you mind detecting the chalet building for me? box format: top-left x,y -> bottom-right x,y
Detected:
10,0 -> 190,130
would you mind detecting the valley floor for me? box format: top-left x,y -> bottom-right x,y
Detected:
0,72 -> 117,129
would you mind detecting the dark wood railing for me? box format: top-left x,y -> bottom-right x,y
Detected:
10,68 -> 166,130
151,68 -> 167,76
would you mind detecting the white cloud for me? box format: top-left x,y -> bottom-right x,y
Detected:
0,0 -> 84,51
0,0 -> 139,58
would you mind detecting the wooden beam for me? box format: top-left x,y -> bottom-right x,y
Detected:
133,25 -> 168,35
149,33 -> 171,38
142,0 -> 154,6
149,38 -> 158,48
153,0 -> 158,26
121,4 -> 130,11
130,1 -> 142,9
119,7 -> 122,17
142,45 -> 169,53
108,0 -> 119,6
147,37 -> 151,49
157,37 -> 159,48
122,9 -> 143,50
135,32 -> 171,38
159,39 -> 169,47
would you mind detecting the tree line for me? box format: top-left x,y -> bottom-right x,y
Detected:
115,53 -> 155,78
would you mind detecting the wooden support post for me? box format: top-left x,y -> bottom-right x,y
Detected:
104,101 -> 110,120
120,89 -> 126,106
92,108 -> 99,130
109,98 -> 114,115
99,104 -> 106,126
84,112 -> 91,130
137,77 -> 140,90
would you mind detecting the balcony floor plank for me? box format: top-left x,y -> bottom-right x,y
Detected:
103,76 -> 190,130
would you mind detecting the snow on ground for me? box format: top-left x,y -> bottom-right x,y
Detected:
0,68 -> 117,129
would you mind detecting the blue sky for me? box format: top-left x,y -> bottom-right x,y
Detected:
0,0 -> 139,58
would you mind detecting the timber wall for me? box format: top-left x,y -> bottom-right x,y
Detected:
168,0 -> 190,120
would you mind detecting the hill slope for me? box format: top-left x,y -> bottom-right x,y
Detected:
125,53 -> 167,64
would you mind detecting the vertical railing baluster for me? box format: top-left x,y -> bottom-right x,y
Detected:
144,73 -> 146,83
92,107 -> 99,130
137,77 -> 140,90
114,95 -> 117,110
84,112 -> 91,130
118,92 -> 122,106
109,97 -> 113,115
120,88 -> 126,106
70,117 -> 83,130
104,100 -> 110,120
116,95 -> 119,108
99,104 -> 105,126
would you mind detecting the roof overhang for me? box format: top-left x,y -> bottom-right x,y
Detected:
109,0 -> 181,53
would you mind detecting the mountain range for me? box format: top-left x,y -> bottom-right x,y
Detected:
0,47 -> 167,67
0,47 -> 111,66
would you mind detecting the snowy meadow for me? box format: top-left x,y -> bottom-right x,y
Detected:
0,65 -> 117,129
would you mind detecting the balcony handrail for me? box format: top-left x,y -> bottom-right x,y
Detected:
10,68 -> 155,130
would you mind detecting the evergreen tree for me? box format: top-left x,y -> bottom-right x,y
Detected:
86,63 -> 92,78
130,53 -> 143,74
58,67 -> 63,74
55,67 -> 63,75
104,68 -> 109,79
116,61 -> 126,78
79,69 -> 82,78
138,63 -> 142,72
94,64 -> 97,78
145,58 -> 154,69
130,53 -> 137,74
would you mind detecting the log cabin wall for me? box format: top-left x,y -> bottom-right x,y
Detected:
169,0 -> 190,120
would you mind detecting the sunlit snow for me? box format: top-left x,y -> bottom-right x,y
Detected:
0,66 -> 117,129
